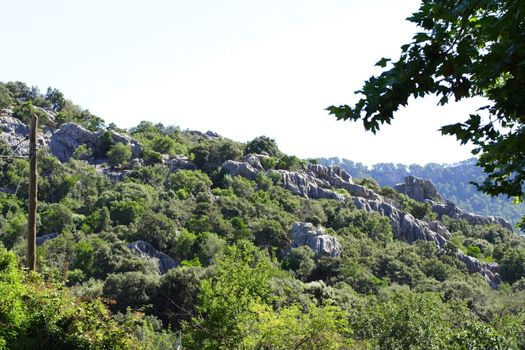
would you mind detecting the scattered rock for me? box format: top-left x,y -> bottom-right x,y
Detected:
128,240 -> 179,274
95,166 -> 132,182
167,155 -> 197,172
291,222 -> 342,257
222,160 -> 260,181
395,175 -> 442,202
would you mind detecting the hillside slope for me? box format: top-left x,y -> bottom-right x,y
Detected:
1,82 -> 525,349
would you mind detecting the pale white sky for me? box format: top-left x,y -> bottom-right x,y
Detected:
0,0 -> 479,165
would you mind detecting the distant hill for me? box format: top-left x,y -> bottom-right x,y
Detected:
319,157 -> 524,227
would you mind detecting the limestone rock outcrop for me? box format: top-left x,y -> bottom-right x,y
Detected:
394,175 -> 442,202
352,196 -> 449,248
167,155 -> 197,172
307,164 -> 380,200
0,116 -> 47,156
456,251 -> 501,288
432,200 -> 513,231
128,240 -> 178,274
49,123 -> 98,162
270,169 -> 345,201
50,124 -> 142,162
291,222 -> 342,257
222,160 -> 260,181
241,154 -> 264,171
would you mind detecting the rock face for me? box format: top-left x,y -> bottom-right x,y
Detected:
0,116 -> 47,156
0,109 -> 142,163
432,200 -> 513,231
307,164 -> 380,200
241,154 -> 264,171
352,196 -> 449,248
222,160 -> 260,181
128,240 -> 178,274
456,251 -> 501,288
270,169 -> 345,201
291,222 -> 342,257
49,123 -> 98,162
50,124 -> 142,162
395,175 -> 442,202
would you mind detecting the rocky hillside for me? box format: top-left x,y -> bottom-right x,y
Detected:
319,157 -> 525,226
1,82 -> 525,349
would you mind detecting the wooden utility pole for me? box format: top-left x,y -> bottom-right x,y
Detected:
27,113 -> 38,271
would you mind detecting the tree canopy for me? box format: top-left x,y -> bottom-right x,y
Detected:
327,0 -> 525,213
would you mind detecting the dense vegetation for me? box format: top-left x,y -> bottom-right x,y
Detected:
1,82 -> 525,349
319,157 -> 525,227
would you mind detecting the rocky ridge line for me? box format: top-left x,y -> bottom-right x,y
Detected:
221,156 -> 512,287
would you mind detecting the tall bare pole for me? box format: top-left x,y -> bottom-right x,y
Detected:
27,113 -> 38,271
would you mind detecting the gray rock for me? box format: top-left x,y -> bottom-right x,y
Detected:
103,130 -> 142,158
241,154 -> 264,171
36,233 -> 59,245
307,164 -> 380,200
432,200 -> 513,231
352,196 -> 449,248
291,222 -> 342,257
167,155 -> 197,172
48,123 -> 142,162
205,130 -> 220,138
395,175 -> 442,202
270,169 -> 344,201
222,160 -> 260,181
95,166 -> 132,182
128,240 -> 179,274
0,116 -> 47,156
456,251 -> 501,288
49,123 -> 97,162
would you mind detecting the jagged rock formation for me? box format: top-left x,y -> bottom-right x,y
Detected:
308,164 -> 380,200
456,251 -> 501,288
222,160 -> 260,181
432,200 -> 513,231
188,130 -> 220,139
128,240 -> 178,274
395,175 -> 442,202
50,123 -> 142,162
49,123 -> 97,161
241,154 -> 264,171
0,116 -> 47,155
352,196 -> 449,248
270,169 -> 345,201
222,158 -> 505,287
291,222 -> 342,257
0,110 -> 142,162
